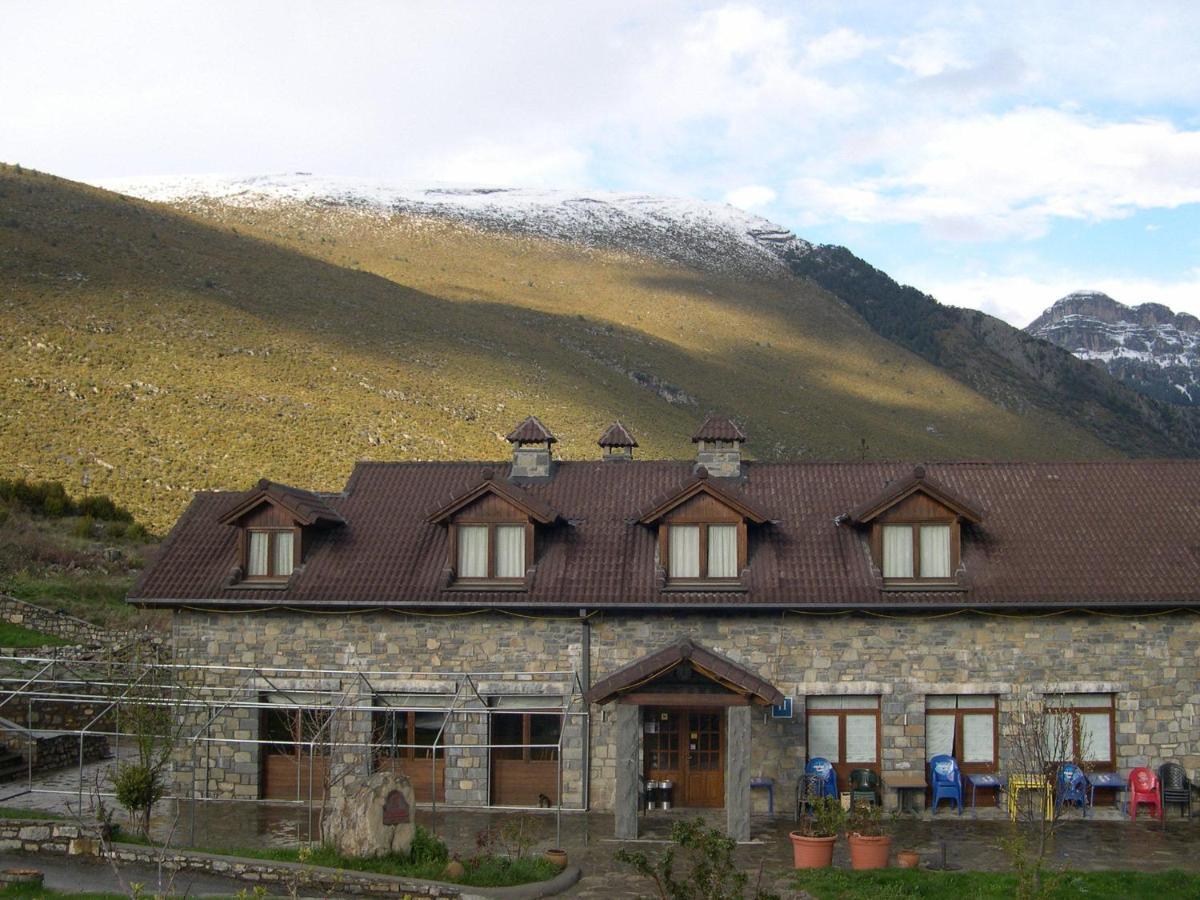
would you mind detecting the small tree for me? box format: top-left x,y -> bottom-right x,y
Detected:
1001,691 -> 1090,899
615,818 -> 779,900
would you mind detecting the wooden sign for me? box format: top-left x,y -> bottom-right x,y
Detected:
382,789 -> 410,825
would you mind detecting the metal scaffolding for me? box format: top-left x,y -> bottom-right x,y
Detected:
0,654 -> 589,848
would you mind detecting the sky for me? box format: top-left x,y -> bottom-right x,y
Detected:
3,0 -> 1199,327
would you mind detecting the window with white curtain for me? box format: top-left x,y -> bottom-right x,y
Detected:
456,525 -> 489,578
455,523 -> 527,580
495,525 -> 526,578
246,530 -> 295,580
882,522 -> 955,581
669,525 -> 700,578
925,695 -> 997,768
1043,693 -> 1115,766
882,525 -> 913,578
920,525 -> 951,578
707,524 -> 738,577
806,695 -> 880,768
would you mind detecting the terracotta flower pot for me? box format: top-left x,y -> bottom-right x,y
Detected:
543,848 -> 568,868
897,849 -> 920,869
848,833 -> 891,870
788,831 -> 836,869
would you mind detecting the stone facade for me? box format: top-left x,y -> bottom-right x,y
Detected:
171,607 -> 1200,814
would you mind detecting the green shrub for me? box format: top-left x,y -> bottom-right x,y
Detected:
79,494 -> 133,522
105,520 -> 128,539
409,825 -> 449,866
112,760 -> 166,837
125,522 -> 148,541
73,515 -> 95,539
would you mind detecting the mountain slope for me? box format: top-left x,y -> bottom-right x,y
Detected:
0,167 -> 1123,529
1026,291 -> 1200,406
786,245 -> 1200,457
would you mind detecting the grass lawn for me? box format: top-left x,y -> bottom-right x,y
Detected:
793,868 -> 1200,899
0,621 -> 66,648
0,807 -> 64,820
1,573 -> 154,631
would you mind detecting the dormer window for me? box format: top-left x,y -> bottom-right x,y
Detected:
426,469 -> 560,589
638,471 -> 768,589
847,465 -> 983,589
882,523 -> 951,581
668,524 -> 738,579
456,523 -> 527,580
246,529 -> 296,580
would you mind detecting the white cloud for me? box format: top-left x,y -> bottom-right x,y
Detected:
788,109 -> 1200,240
803,27 -> 879,68
915,269 -> 1200,328
724,184 -> 776,209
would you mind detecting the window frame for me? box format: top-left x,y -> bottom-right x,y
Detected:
876,520 -> 959,584
660,520 -> 746,583
924,695 -> 999,773
1043,693 -> 1116,771
243,527 -> 299,582
805,696 -> 882,780
491,711 -> 562,763
373,708 -> 446,762
450,520 -> 533,583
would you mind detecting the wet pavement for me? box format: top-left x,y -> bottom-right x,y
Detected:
2,758 -> 1198,899
0,851 -> 253,897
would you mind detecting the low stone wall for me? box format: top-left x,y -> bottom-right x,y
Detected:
0,819 -> 461,897
0,596 -> 117,647
0,728 -> 110,781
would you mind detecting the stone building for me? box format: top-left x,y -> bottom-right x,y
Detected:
131,415 -> 1200,839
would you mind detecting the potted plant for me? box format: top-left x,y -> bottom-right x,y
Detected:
788,795 -> 845,869
846,800 -> 891,870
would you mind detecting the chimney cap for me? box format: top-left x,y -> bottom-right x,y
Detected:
506,416 -> 558,445
691,414 -> 746,443
598,421 -> 638,448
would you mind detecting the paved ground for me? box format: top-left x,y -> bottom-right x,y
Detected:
2,759 -> 1199,898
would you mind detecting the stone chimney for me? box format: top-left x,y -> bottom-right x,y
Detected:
506,416 -> 557,478
691,414 -> 746,478
598,421 -> 637,461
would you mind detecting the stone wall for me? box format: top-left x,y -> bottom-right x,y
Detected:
0,595 -> 126,647
0,731 -> 109,778
171,608 -> 1200,814
0,818 -> 461,898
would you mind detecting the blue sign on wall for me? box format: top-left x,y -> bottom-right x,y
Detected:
771,697 -> 793,719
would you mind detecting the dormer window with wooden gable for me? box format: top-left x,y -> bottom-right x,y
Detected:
847,466 -> 983,588
427,468 -> 559,588
638,470 -> 767,589
219,479 -> 345,586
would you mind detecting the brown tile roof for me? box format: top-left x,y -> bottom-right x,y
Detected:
506,416 -> 557,444
426,473 -> 559,525
585,639 -> 785,706
692,414 -> 746,443
636,473 -> 769,525
130,460 -> 1200,610
217,479 -> 345,527
598,422 -> 638,448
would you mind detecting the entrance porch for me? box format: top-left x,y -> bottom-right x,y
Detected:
584,639 -> 784,841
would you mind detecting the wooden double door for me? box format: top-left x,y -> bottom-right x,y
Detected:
643,706 -> 725,808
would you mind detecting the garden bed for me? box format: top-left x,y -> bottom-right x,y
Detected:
793,867 -> 1200,899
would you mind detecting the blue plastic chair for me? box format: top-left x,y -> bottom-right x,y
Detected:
929,754 -> 963,814
806,757 -> 838,799
1056,764 -> 1089,817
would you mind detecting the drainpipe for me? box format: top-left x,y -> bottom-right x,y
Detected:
580,607 -> 591,812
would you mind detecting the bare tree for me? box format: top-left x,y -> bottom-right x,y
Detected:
1000,691 -> 1092,899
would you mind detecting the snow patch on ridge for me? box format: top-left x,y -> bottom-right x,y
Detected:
98,172 -> 812,275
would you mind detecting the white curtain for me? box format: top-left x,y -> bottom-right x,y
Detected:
495,525 -> 525,578
926,715 -> 955,759
1079,712 -> 1111,762
457,525 -> 488,578
845,714 -> 877,763
707,525 -> 737,577
248,531 -> 269,576
962,714 -> 994,763
808,715 -> 839,762
1044,712 -> 1074,760
883,525 -> 913,577
920,525 -> 951,578
273,532 -> 294,576
669,525 -> 700,578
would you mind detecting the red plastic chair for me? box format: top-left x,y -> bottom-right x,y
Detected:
1128,767 -> 1162,820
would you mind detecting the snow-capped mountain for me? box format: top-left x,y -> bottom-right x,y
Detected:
1026,291 -> 1200,405
99,173 -> 811,276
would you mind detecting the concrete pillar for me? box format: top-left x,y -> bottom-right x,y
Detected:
725,705 -> 751,842
614,703 -> 639,839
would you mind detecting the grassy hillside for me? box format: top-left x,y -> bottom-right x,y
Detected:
0,166 -> 1116,531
